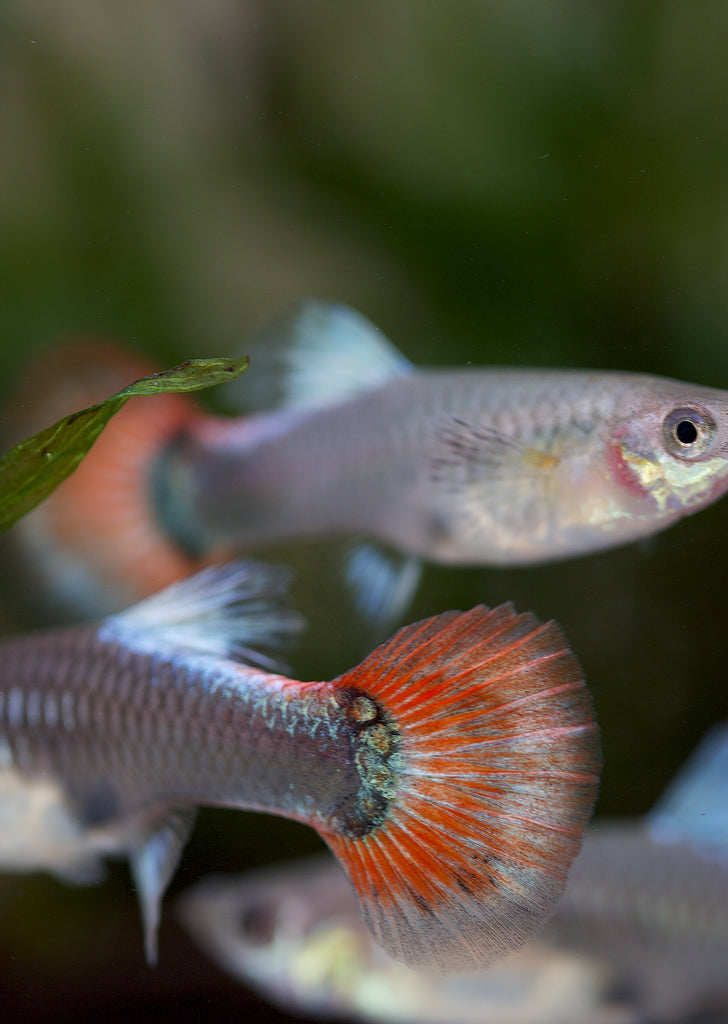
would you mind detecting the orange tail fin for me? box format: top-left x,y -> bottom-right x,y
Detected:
4,338 -> 202,618
322,603 -> 600,972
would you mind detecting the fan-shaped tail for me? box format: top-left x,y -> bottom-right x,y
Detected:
322,603 -> 601,972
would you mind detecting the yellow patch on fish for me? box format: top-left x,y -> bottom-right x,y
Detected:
523,449 -> 560,471
620,447 -> 726,513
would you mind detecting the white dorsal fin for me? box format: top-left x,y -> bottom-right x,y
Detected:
225,299 -> 411,413
430,415 -> 560,485
101,560 -> 305,671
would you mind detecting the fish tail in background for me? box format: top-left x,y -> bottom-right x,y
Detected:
647,720 -> 728,865
319,604 -> 601,971
2,338 -> 202,619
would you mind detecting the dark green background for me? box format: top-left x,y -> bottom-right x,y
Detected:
1,4 -> 726,1021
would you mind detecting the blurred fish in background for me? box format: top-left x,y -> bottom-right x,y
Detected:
179,724 -> 728,1024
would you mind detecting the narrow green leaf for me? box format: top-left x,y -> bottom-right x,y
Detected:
0,354 -> 248,533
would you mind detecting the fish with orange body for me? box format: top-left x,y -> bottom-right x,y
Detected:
6,301 -> 728,622
0,560 -> 599,970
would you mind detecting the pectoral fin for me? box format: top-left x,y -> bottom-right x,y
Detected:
425,416 -> 559,546
430,416 -> 558,487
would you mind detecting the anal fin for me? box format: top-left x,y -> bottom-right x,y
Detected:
130,807 -> 197,964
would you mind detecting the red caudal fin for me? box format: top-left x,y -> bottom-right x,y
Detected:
4,338 -> 202,617
321,603 -> 601,972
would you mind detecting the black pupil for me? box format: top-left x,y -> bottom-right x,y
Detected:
675,419 -> 698,445
239,903 -> 275,945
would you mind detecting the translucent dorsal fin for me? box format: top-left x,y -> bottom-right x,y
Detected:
225,299 -> 411,414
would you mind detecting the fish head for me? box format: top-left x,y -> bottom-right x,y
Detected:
608,381 -> 728,521
177,856 -> 401,1015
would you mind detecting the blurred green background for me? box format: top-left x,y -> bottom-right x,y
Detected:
1,3 -> 728,1021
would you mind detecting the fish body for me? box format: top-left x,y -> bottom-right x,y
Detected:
6,303 -> 728,623
552,826 -> 728,1021
179,725 -> 728,1024
0,560 -> 599,970
164,363 -> 728,567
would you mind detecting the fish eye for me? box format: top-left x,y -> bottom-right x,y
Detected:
238,902 -> 276,946
663,406 -> 717,460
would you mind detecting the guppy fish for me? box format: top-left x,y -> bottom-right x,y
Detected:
0,559 -> 599,971
7,301 -> 728,622
179,723 -> 728,1024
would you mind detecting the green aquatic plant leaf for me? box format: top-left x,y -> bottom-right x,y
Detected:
0,354 -> 249,533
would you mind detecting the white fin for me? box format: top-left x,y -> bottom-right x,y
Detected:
343,542 -> 422,633
647,721 -> 728,865
102,560 -> 305,671
130,808 -> 197,965
225,299 -> 411,413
